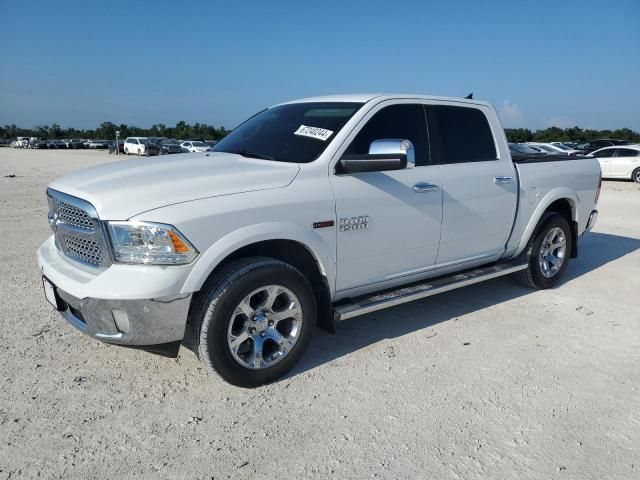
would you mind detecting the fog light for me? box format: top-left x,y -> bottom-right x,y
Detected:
112,309 -> 130,334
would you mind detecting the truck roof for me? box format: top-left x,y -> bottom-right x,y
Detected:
278,93 -> 492,108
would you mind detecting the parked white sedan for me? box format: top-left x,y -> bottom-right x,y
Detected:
590,145 -> 640,182
180,140 -> 210,153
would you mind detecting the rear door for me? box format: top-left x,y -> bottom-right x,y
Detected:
611,148 -> 640,177
331,102 -> 443,292
426,103 -> 517,266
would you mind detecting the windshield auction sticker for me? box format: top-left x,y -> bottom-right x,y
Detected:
294,125 -> 334,141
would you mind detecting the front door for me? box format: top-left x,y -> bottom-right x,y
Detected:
330,103 -> 443,293
594,148 -> 615,177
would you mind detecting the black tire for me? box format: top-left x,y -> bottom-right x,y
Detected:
512,212 -> 572,289
137,148 -> 141,155
189,257 -> 316,388
632,168 -> 640,183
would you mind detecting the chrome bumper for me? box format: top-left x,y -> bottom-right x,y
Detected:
584,209 -> 598,234
55,288 -> 191,346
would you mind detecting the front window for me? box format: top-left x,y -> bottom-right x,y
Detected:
191,141 -> 207,147
213,102 -> 363,163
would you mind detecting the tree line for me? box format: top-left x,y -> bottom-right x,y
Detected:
0,121 -> 230,141
504,126 -> 640,144
2,121 -> 639,144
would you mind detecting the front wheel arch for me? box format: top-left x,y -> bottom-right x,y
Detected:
188,239 -> 333,334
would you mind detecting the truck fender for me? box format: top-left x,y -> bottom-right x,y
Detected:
512,187 -> 578,258
180,222 -> 335,296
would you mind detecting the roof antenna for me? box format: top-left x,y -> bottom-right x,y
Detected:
464,92 -> 473,99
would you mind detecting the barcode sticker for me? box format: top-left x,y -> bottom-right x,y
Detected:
294,125 -> 334,141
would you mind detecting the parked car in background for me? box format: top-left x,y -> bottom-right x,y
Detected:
108,141 -> 125,154
87,140 -> 105,149
48,139 -> 66,149
580,139 -> 631,154
70,139 -> 85,149
589,145 -> 640,182
180,140 -> 210,152
205,140 -> 218,149
123,137 -> 148,155
31,140 -> 49,149
146,138 -> 183,155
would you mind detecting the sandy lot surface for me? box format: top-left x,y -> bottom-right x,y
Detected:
1,148 -> 639,479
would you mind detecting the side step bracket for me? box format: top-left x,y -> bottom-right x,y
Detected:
333,262 -> 527,322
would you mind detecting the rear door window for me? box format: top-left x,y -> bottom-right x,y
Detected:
425,105 -> 497,164
615,148 -> 638,157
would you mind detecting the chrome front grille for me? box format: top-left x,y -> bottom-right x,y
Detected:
47,189 -> 111,270
57,201 -> 95,230
62,234 -> 103,265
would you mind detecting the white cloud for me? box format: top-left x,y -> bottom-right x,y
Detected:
546,116 -> 577,129
498,99 -> 525,128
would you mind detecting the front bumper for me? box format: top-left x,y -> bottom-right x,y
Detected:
37,235 -> 195,347
55,287 -> 191,346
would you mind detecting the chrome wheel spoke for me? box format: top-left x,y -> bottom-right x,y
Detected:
262,285 -> 283,310
269,303 -> 301,323
235,298 -> 254,318
229,330 -> 251,351
250,338 -> 265,369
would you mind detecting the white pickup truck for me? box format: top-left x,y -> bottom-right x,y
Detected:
37,94 -> 601,387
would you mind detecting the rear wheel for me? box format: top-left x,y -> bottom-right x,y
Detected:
190,257 -> 316,388
512,212 -> 572,289
632,168 -> 640,183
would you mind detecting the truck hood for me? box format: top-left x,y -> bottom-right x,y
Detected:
48,152 -> 300,219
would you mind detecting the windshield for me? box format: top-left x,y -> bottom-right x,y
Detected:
213,102 -> 363,163
538,145 -> 557,152
161,139 -> 179,145
553,144 -> 571,150
510,143 -> 539,154
191,141 -> 207,147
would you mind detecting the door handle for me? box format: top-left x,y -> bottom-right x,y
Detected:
413,182 -> 439,193
494,176 -> 513,184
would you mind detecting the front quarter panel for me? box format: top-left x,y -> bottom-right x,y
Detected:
130,171 -> 337,296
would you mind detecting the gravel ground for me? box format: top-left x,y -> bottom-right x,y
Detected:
1,148 -> 639,480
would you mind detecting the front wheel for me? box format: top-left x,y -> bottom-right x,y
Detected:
632,168 -> 640,183
513,212 -> 572,289
190,257 -> 316,387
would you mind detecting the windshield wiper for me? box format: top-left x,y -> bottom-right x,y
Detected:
229,149 -> 275,161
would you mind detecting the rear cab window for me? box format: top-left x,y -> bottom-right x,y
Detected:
425,105 -> 497,164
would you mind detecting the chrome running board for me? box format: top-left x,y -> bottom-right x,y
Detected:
333,262 -> 527,322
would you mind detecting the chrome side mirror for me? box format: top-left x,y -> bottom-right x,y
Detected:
369,139 -> 415,169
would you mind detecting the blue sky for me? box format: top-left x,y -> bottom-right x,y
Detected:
1,0 -> 638,131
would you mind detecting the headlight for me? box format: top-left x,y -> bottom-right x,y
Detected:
107,221 -> 198,265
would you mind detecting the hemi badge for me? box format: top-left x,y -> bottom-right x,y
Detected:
313,220 -> 335,229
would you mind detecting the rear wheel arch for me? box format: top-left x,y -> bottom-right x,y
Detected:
544,198 -> 578,258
